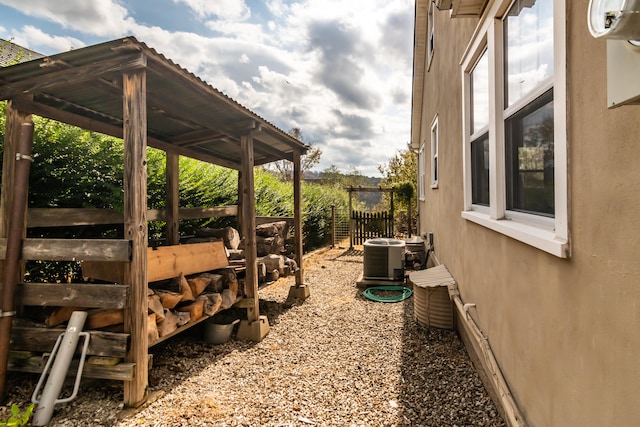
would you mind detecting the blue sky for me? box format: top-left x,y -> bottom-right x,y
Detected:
0,0 -> 415,177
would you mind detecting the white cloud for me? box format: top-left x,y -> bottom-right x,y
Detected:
0,0 -> 415,176
0,0 -> 133,36
10,25 -> 85,52
173,0 -> 250,21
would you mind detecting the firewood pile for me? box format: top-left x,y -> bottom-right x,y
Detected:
146,267 -> 239,344
190,220 -> 298,285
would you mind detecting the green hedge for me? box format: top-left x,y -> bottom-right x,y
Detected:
0,102 -> 349,281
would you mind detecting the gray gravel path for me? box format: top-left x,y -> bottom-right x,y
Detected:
1,247 -> 505,426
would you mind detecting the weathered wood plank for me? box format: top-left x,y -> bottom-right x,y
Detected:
15,283 -> 128,309
293,150 -> 305,286
81,241 -> 229,284
122,68 -> 148,406
147,241 -> 228,282
240,133 -> 259,321
165,152 -> 180,245
0,54 -> 147,100
10,327 -> 128,357
27,208 -> 123,227
8,358 -> 135,381
27,206 -> 239,228
0,238 -> 131,261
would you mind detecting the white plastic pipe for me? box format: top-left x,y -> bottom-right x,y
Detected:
32,311 -> 89,426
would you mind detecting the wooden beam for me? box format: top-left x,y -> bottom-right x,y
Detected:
122,68 -> 148,407
10,327 -> 128,358
293,150 -> 305,286
0,238 -> 131,261
15,283 -> 128,309
0,53 -> 147,100
27,208 -> 123,227
27,206 -> 238,227
11,97 -> 241,170
9,358 -> 136,381
240,134 -> 259,321
165,153 -> 179,245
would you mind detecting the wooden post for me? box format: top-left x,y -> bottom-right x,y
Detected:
0,102 -> 32,398
165,152 -> 179,245
240,133 -> 259,321
237,170 -> 243,239
348,188 -> 353,248
293,149 -> 305,286
122,68 -> 148,407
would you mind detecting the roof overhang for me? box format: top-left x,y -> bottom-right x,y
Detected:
0,37 -> 307,169
411,0 -> 429,151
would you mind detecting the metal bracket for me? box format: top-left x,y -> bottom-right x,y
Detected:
16,153 -> 34,162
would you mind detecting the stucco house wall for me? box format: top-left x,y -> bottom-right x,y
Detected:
413,1 -> 640,426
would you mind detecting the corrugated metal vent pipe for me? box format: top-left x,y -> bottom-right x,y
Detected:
447,283 -> 527,427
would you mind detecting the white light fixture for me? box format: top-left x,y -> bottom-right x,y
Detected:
588,0 -> 640,41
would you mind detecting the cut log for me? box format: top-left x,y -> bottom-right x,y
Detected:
256,221 -> 289,238
188,273 -> 223,296
176,298 -> 205,322
267,269 -> 280,282
221,289 -> 236,310
178,273 -> 195,302
256,236 -> 285,256
257,262 -> 266,282
45,306 -> 80,327
199,293 -> 222,316
86,309 -> 124,330
258,254 -> 285,275
148,313 -> 159,344
195,226 -> 241,250
158,309 -> 179,337
227,249 -> 245,260
148,294 -> 165,321
155,290 -> 182,309
176,311 -> 191,326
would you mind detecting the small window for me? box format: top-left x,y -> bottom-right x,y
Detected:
427,1 -> 435,67
471,132 -> 489,206
430,117 -> 439,188
418,144 -> 426,201
470,49 -> 489,206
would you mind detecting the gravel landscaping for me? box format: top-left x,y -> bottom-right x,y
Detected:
1,247 -> 505,426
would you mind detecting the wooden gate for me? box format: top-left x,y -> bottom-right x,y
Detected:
351,210 -> 394,245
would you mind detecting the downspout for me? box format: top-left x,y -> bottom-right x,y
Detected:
447,282 -> 527,427
0,122 -> 34,398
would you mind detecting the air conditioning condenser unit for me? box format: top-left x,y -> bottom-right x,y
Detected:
363,238 -> 406,281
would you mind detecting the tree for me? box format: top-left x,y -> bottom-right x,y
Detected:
378,145 -> 418,234
265,127 -> 322,181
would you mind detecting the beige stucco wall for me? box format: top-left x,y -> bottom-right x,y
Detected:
416,2 -> 640,426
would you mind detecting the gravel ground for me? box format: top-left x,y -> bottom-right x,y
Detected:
1,247 -> 505,426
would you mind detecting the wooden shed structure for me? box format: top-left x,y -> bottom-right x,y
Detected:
0,36 -> 309,406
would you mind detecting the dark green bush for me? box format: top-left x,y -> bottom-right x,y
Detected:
1,102 -> 349,281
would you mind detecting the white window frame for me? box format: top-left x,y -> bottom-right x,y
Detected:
430,116 -> 439,189
460,0 -> 568,258
418,143 -> 426,201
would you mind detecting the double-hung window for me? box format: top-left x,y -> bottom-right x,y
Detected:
431,116 -> 439,188
461,0 -> 568,257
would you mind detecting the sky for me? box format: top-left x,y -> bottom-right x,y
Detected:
0,0 -> 415,177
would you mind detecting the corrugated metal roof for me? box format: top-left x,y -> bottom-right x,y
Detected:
0,36 -> 306,168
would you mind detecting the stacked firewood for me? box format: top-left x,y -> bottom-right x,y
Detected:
191,221 -> 298,284
147,267 -> 239,344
